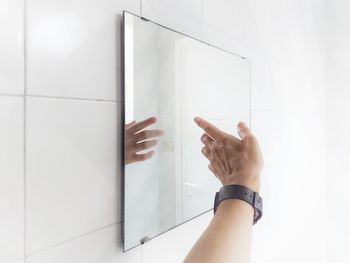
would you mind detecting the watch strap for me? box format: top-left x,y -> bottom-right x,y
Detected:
214,184 -> 263,225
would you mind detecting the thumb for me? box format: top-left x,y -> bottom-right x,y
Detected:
237,121 -> 252,140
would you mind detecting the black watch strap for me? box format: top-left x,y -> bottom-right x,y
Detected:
214,184 -> 263,225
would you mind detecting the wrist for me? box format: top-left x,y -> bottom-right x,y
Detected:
218,198 -> 255,214
223,178 -> 260,192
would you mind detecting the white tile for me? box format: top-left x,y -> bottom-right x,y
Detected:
203,0 -> 308,63
203,25 -> 297,112
251,53 -> 293,111
255,162 -> 295,228
26,98 -> 119,253
202,23 -> 251,59
238,0 -> 325,64
328,0 -> 350,50
26,0 -> 140,100
158,0 -> 202,20
26,223 -> 142,263
237,0 -> 291,58
0,96 -> 24,262
0,0 -> 24,94
251,110 -> 290,167
252,161 -> 327,263
143,212 -> 212,263
142,0 -> 203,40
251,162 -> 290,263
202,0 -> 240,38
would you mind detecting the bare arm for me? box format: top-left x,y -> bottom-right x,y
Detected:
184,117 -> 263,263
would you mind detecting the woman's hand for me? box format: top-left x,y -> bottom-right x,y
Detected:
194,117 -> 263,192
125,117 -> 164,165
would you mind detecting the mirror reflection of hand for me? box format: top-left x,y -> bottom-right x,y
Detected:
125,117 -> 164,165
194,117 -> 263,192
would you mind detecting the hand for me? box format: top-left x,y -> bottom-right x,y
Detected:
125,117 -> 164,165
194,117 -> 263,192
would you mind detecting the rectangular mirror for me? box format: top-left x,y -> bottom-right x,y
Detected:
122,11 -> 251,251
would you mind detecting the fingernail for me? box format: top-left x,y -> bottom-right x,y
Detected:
194,117 -> 202,123
203,147 -> 209,155
237,121 -> 245,129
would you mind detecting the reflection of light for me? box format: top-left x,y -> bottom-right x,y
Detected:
125,15 -> 134,123
31,6 -> 88,58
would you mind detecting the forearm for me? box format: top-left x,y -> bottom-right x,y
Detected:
184,199 -> 254,263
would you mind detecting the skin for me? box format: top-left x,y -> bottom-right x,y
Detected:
125,117 -> 164,165
184,117 -> 263,263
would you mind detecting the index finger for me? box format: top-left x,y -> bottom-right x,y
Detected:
127,117 -> 157,134
194,117 -> 226,141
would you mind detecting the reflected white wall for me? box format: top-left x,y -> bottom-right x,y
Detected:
124,14 -> 251,250
124,17 -> 163,248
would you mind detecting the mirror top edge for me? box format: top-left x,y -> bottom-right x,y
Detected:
122,10 -> 251,63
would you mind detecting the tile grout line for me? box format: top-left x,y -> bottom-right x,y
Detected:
140,0 -> 143,17
23,0 -> 27,261
201,21 -> 291,64
201,0 -> 203,41
0,92 -> 122,103
25,223 -> 118,259
0,93 -> 23,97
26,94 -> 120,103
251,109 -> 289,113
154,0 -> 203,23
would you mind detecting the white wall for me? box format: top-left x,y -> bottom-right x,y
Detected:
325,1 -> 350,262
0,0 -> 328,262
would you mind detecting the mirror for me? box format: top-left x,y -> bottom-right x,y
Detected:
123,11 -> 251,251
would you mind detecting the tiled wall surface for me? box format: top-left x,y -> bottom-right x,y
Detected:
326,1 -> 350,262
0,0 -> 327,262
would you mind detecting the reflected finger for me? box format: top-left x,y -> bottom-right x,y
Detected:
133,140 -> 158,152
134,129 -> 164,142
125,120 -> 136,129
134,151 -> 155,162
128,117 -> 157,134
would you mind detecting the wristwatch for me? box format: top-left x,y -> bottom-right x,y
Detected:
214,184 -> 263,225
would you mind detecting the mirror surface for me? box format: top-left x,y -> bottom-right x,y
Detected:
123,12 -> 251,250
